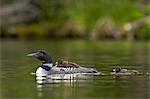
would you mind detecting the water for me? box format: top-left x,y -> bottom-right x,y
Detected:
1,40 -> 149,99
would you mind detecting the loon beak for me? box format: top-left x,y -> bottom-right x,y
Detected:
27,53 -> 38,57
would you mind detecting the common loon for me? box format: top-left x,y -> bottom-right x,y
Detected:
111,67 -> 141,76
27,50 -> 100,76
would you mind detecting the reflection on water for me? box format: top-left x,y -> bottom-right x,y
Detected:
35,75 -> 149,99
36,74 -> 96,84
1,40 -> 149,99
35,74 -> 96,98
36,75 -> 94,98
36,79 -> 94,98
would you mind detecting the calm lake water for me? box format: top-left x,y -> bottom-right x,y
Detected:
0,40 -> 149,99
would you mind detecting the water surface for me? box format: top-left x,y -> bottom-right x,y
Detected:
1,40 -> 149,99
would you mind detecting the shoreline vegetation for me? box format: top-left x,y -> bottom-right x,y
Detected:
0,0 -> 150,40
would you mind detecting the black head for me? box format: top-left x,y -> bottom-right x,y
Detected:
27,50 -> 52,63
57,59 -> 63,64
112,67 -> 121,73
55,59 -> 63,65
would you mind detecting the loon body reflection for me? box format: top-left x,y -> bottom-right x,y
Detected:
36,73 -> 95,84
27,50 -> 100,76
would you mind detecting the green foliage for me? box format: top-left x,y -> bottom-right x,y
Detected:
37,0 -> 67,21
136,24 -> 150,40
1,0 -> 149,40
65,0 -> 144,31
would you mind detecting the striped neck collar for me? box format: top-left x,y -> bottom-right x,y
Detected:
42,63 -> 53,67
41,63 -> 53,71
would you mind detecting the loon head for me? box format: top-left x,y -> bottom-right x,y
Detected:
27,50 -> 52,64
27,50 -> 53,76
112,67 -> 121,73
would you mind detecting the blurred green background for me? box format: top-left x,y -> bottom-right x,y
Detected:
1,0 -> 150,40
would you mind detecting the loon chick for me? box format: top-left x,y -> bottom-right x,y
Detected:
27,50 -> 100,76
56,59 -> 80,68
111,67 -> 141,76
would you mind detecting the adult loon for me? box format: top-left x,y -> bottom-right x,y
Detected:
27,50 -> 100,76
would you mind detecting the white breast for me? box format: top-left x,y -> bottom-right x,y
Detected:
36,67 -> 49,76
